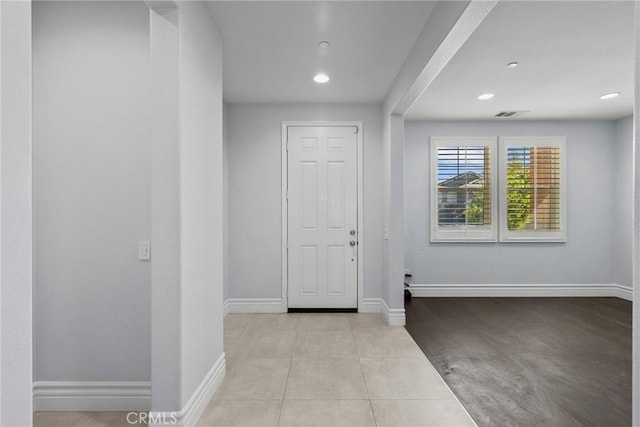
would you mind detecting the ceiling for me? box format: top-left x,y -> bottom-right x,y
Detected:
208,1 -> 634,121
207,1 -> 436,104
405,1 -> 635,121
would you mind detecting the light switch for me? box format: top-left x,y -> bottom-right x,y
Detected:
138,240 -> 151,260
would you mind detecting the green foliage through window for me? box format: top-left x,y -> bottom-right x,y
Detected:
464,193 -> 485,225
506,159 -> 531,230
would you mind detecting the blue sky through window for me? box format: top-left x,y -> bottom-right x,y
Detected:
437,146 -> 487,183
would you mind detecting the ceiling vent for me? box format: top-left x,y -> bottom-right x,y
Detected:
494,111 -> 528,118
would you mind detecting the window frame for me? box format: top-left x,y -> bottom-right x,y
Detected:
498,136 -> 567,243
429,136 -> 498,242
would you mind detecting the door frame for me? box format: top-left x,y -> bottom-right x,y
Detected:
281,121 -> 364,311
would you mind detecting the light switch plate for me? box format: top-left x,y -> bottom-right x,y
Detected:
138,240 -> 151,260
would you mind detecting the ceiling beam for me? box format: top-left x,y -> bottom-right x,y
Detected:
386,0 -> 498,117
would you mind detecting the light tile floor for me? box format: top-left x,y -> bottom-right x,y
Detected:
200,313 -> 475,427
34,313 -> 475,427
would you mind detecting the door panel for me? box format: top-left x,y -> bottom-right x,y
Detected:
327,245 -> 346,295
300,245 -> 318,295
300,161 -> 318,230
327,161 -> 345,229
287,126 -> 358,308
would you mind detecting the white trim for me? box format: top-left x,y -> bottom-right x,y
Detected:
149,353 -> 225,427
359,298 -> 384,314
613,285 -> 634,301
357,123 -> 365,317
359,298 -> 406,326
281,123 -> 288,310
381,298 -> 406,326
223,298 -> 286,314
408,284 -> 633,300
281,121 -> 364,311
633,5 -> 640,424
32,381 -> 151,412
223,299 -> 231,317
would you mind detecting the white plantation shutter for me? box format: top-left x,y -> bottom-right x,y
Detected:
499,137 -> 567,242
430,137 -> 497,242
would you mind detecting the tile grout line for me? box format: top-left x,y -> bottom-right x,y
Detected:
276,313 -> 300,427
350,317 -> 380,427
225,314 -> 254,358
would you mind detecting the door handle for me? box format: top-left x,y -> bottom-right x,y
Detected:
350,240 -> 356,247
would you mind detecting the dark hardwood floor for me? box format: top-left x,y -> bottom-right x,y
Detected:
405,297 -> 632,427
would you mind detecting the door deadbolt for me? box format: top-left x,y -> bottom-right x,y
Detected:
350,230 -> 356,236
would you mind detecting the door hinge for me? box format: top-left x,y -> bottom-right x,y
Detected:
286,190 -> 288,200
286,140 -> 289,151
286,240 -> 288,250
354,126 -> 359,135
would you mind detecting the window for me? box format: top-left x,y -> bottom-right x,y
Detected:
499,137 -> 566,242
429,136 -> 567,243
430,137 -> 497,242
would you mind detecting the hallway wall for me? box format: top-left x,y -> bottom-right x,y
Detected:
223,103 -> 231,302
226,103 -> 384,302
33,1 -> 151,382
176,2 -> 225,408
0,1 -> 33,424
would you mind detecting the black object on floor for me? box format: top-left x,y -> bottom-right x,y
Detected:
404,273 -> 412,301
405,297 -> 632,427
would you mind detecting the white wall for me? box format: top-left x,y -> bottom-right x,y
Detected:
177,2 -> 224,408
613,116 -> 633,290
223,103 -> 230,302
227,103 -> 383,301
381,115 -> 406,309
1,1 -> 33,424
149,2 -> 225,415
149,6 -> 181,411
34,1 -> 225,414
33,1 -> 151,382
404,120 -> 616,286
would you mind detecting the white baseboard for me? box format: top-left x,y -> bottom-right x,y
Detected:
359,298 -> 383,314
223,299 -> 231,317
381,298 -> 406,326
150,352 -> 226,427
408,284 -> 633,301
224,298 -> 406,325
33,381 -> 151,412
223,298 -> 286,316
612,285 -> 633,301
360,298 -> 406,326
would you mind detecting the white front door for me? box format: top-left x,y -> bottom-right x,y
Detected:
287,125 -> 358,308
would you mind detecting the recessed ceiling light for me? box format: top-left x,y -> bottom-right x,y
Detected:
318,41 -> 331,49
314,73 -> 329,83
506,62 -> 519,68
478,93 -> 495,100
600,92 -> 620,100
